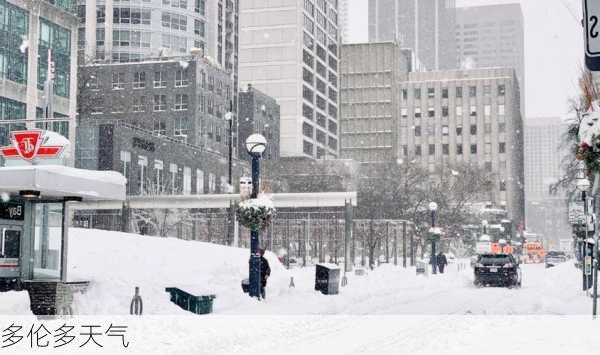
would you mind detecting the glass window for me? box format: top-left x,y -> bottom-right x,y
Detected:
33,203 -> 64,280
154,71 -> 166,88
469,86 -> 477,97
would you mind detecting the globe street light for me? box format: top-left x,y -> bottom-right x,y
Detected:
429,202 -> 439,274
245,133 -> 267,299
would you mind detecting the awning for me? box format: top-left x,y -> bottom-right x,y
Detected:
0,165 -> 126,201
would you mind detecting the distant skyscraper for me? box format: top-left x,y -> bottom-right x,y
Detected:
524,116 -> 570,247
368,0 -> 457,70
239,0 -> 340,159
455,4 -> 524,113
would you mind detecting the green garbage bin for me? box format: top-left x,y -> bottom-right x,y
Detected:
165,287 -> 216,315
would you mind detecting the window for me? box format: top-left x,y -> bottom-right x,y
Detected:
112,72 -> 125,90
132,96 -> 146,112
175,70 -> 188,87
498,104 -> 505,115
484,85 -> 491,95
303,103 -> 314,120
457,144 -> 463,155
183,167 -> 192,195
485,123 -> 492,134
470,105 -> 477,117
174,94 -> 188,111
427,88 -> 435,98
162,12 -> 187,31
415,146 -> 422,156
401,108 -> 408,118
500,180 -> 506,191
442,125 -> 449,136
153,119 -> 167,136
194,19 -> 205,37
499,142 -> 506,154
469,86 -> 477,97
174,117 -> 189,140
153,95 -> 167,111
443,144 -> 449,155
303,122 -> 314,138
484,105 -> 491,116
428,108 -> 435,118
415,107 -> 421,118
196,169 -> 204,194
442,107 -> 448,117
120,151 -> 131,189
133,72 -> 146,89
154,71 -> 166,88
442,88 -> 448,99
485,143 -> 492,154
414,126 -> 421,137
456,125 -> 463,136
303,50 -> 314,67
303,86 -> 314,102
195,0 -> 206,14
414,88 -> 421,99
498,84 -> 506,96
169,164 -> 178,193
402,89 -> 408,100
470,144 -> 477,154
303,68 -> 314,85
499,123 -> 506,133
208,173 -> 216,193
470,124 -> 477,135
138,156 -> 148,194
154,160 -> 164,194
456,87 -> 463,98
429,144 -> 435,155
303,140 -> 313,155
456,106 -> 463,116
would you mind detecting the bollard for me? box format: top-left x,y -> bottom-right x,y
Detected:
130,286 -> 143,315
289,277 -> 295,288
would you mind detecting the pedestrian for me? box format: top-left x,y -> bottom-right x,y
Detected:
259,249 -> 271,300
437,252 -> 448,274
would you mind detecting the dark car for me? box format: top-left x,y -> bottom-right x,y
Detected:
474,253 -> 521,288
545,251 -> 567,268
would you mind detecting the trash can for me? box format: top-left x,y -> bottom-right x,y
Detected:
241,279 -> 249,293
416,260 -> 427,275
315,263 -> 340,295
165,287 -> 216,315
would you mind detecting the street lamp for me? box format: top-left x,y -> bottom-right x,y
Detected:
245,133 -> 267,299
576,174 -> 591,294
429,202 -> 438,274
225,102 -> 235,247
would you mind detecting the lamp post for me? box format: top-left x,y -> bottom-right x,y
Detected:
225,102 -> 234,246
246,133 -> 267,299
429,202 -> 438,274
576,175 -> 591,293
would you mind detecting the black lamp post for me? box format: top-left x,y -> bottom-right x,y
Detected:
429,202 -> 438,274
245,133 -> 267,299
576,173 -> 591,293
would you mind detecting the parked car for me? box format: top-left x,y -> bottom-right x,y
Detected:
545,251 -> 567,268
473,253 -> 521,288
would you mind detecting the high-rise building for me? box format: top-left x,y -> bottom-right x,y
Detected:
76,0 -> 240,147
340,42 -> 410,163
523,117 -> 570,246
368,0 -> 457,70
398,68 -> 524,225
239,0 -> 340,159
0,0 -> 79,151
455,4 -> 524,113
238,84 -> 280,162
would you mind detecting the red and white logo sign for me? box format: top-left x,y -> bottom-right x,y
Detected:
0,130 -> 63,161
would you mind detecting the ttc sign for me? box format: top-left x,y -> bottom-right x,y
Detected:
584,0 -> 600,70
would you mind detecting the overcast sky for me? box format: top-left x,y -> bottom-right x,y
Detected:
347,0 -> 583,120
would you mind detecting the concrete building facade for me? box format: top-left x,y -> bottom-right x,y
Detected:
0,0 -> 78,149
79,56 -> 232,156
398,68 -> 524,224
455,4 -> 524,113
238,83 -> 280,161
340,42 -> 409,163
524,116 -> 570,246
239,0 -> 340,159
368,0 -> 457,71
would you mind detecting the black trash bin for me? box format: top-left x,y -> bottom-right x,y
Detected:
241,278 -> 249,293
315,263 -> 340,295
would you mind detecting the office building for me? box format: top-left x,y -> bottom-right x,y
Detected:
340,42 -> 410,162
368,0 -> 457,70
0,0 -> 78,151
238,84 -> 280,161
398,68 -> 524,224
239,0 -> 340,159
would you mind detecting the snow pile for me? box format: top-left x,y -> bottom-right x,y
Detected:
68,229 -> 290,315
0,291 -> 33,315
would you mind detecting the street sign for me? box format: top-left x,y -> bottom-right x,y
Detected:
584,0 -> 600,70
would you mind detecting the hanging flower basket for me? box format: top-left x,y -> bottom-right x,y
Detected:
576,140 -> 600,174
236,196 -> 276,231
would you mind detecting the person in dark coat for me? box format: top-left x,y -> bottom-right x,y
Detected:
437,252 -> 448,273
260,249 -> 271,299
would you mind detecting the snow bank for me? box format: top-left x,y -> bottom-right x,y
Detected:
0,291 -> 32,315
68,229 -> 290,315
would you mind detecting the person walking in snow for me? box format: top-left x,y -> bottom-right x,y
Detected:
437,252 -> 448,274
260,249 -> 271,300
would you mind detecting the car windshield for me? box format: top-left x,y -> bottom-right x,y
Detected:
478,255 -> 512,265
547,251 -> 565,257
